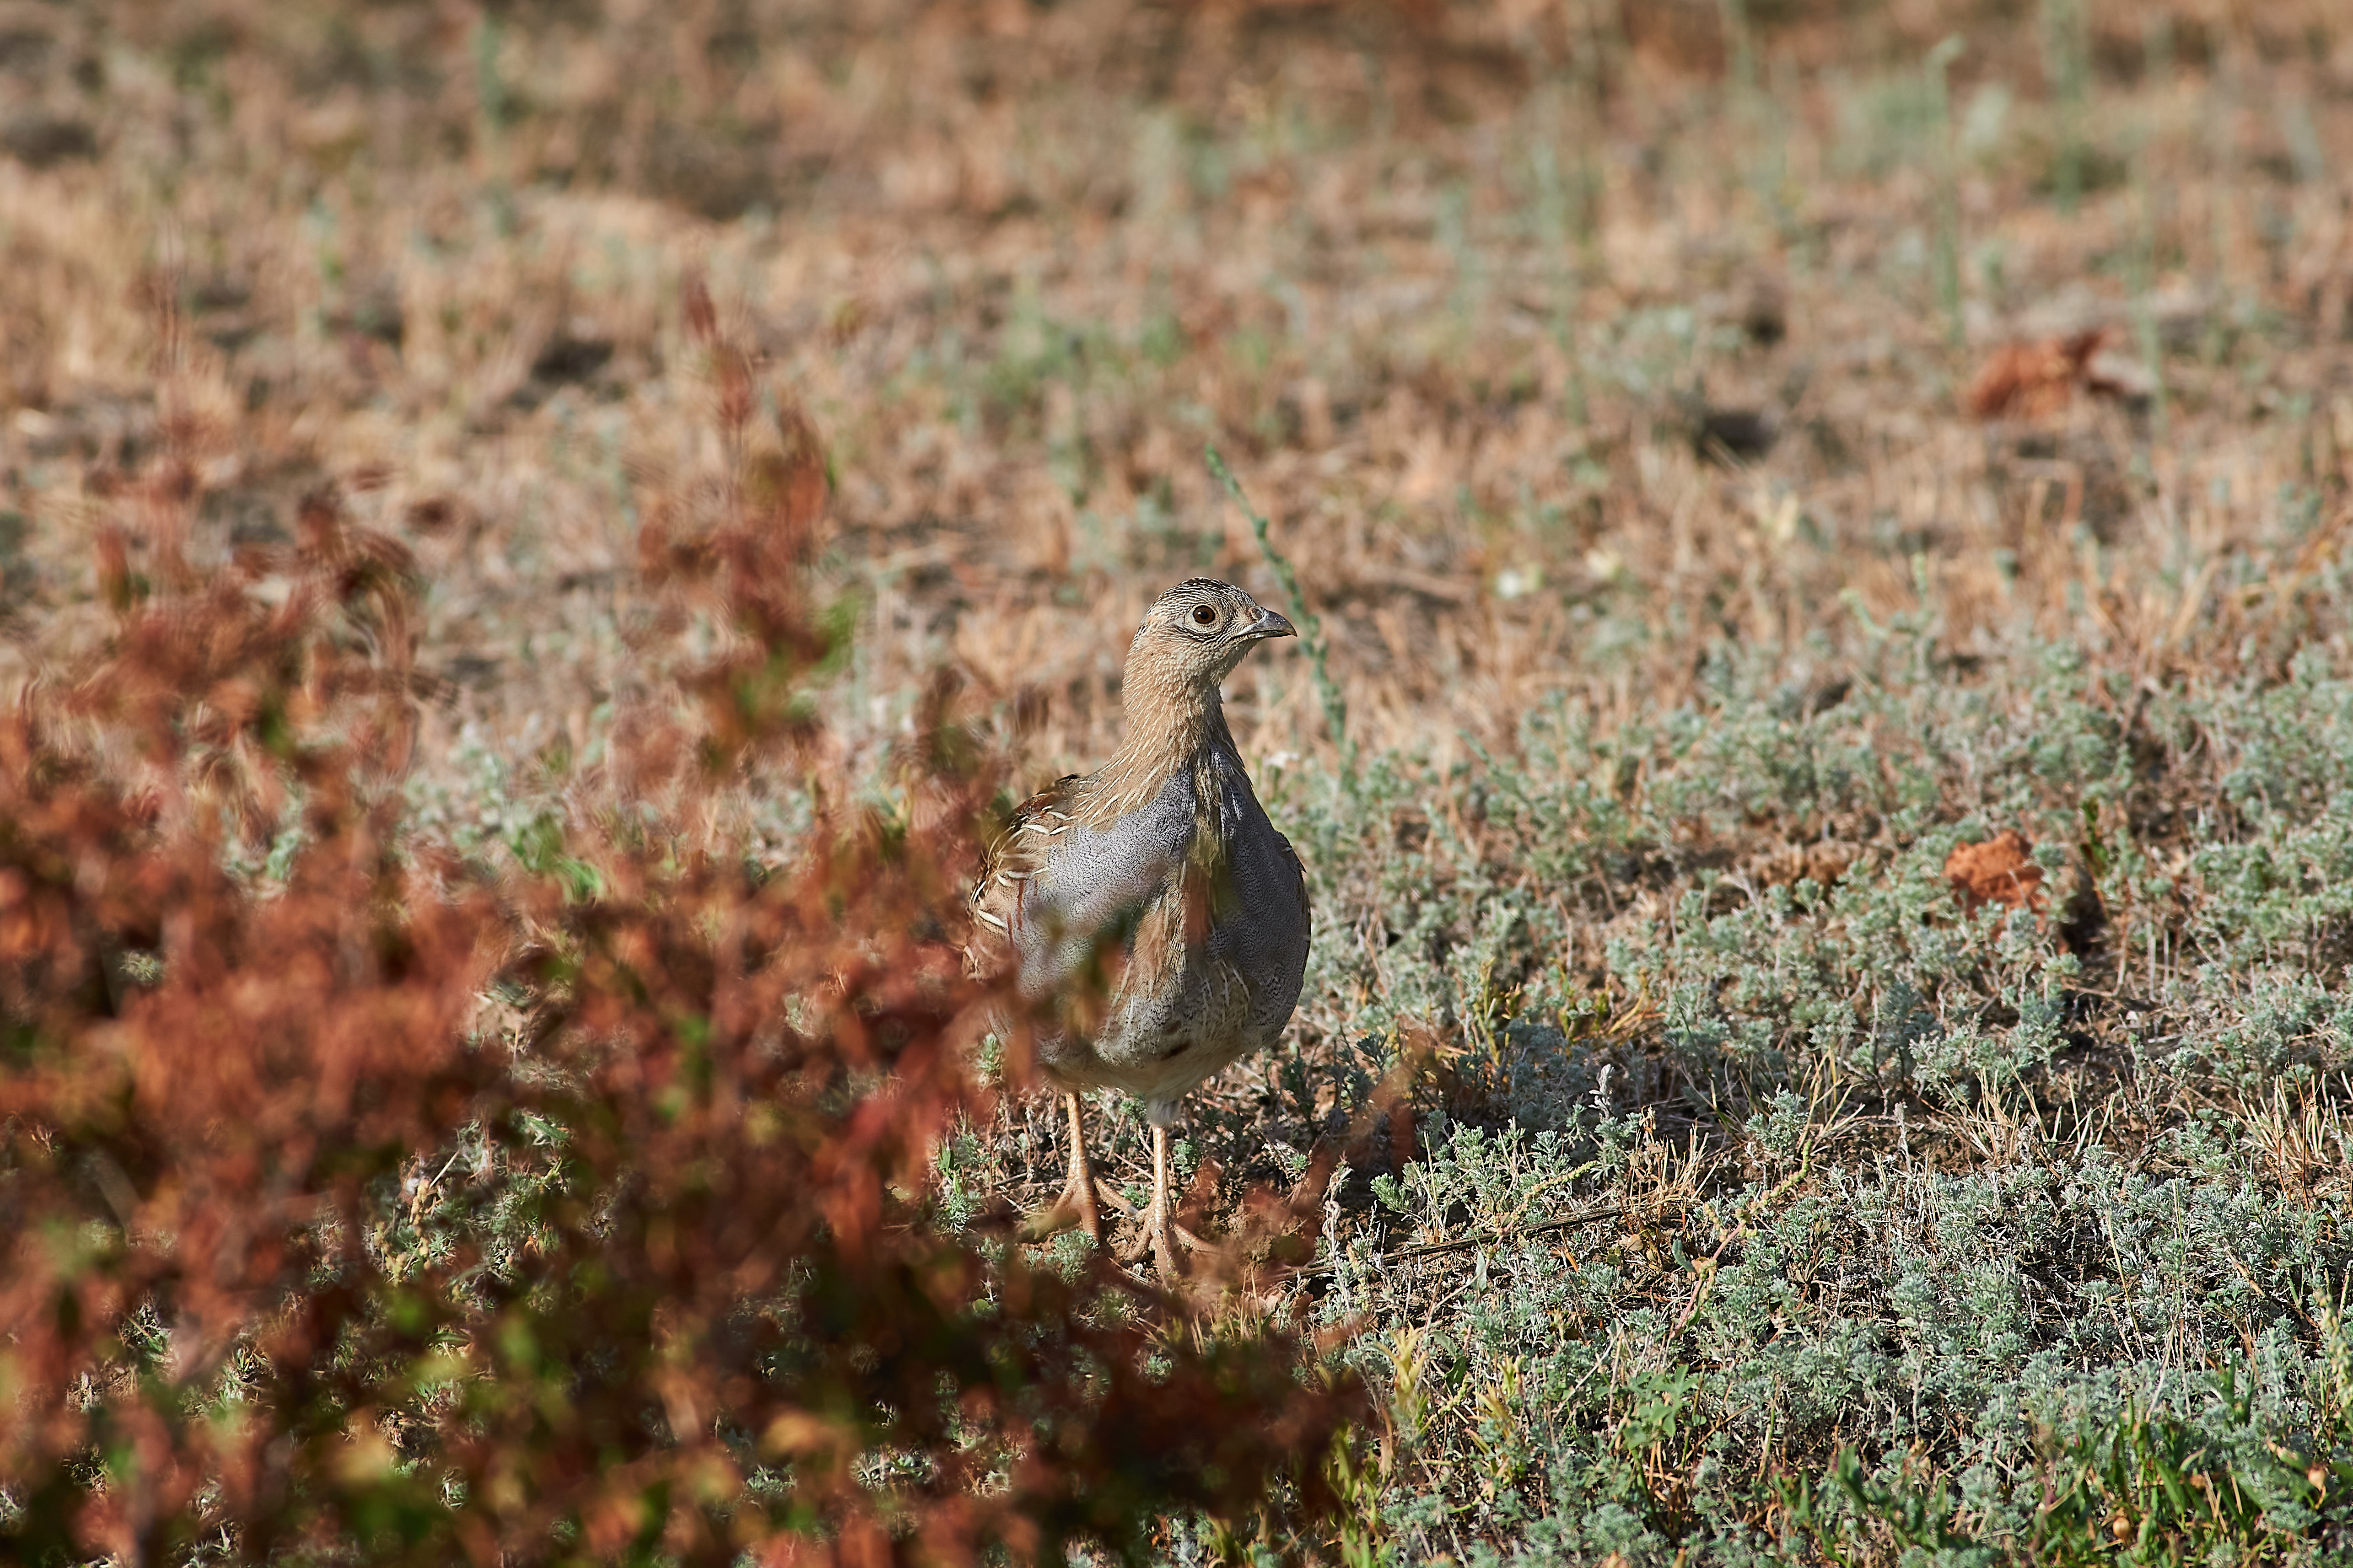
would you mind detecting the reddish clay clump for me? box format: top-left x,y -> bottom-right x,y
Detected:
1946,830 -> 2048,914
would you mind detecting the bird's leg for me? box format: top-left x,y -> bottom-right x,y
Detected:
1023,1093 -> 1104,1245
1122,1116 -> 1214,1274
1144,1122 -> 1180,1278
1146,1122 -> 1217,1279
1060,1091 -> 1105,1244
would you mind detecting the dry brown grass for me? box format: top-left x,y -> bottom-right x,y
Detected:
2,0 -> 2346,798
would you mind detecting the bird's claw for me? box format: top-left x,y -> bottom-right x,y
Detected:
1019,1196 -> 1089,1244
1121,1206 -> 1204,1280
1023,1175 -> 1109,1246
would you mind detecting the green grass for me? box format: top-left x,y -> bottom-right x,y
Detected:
1002,623 -> 2353,1563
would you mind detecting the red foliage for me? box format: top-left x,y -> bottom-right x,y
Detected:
0,289 -> 1362,1564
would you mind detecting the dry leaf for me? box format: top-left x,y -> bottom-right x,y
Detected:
1965,329 -> 2109,421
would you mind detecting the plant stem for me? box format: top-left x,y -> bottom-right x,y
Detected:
1926,35 -> 1966,350
1205,446 -> 1355,784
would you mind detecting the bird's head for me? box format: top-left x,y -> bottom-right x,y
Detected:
1126,578 -> 1297,694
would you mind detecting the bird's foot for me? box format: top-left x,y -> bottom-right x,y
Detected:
1021,1176 -> 1114,1246
1120,1202 -> 1208,1279
1153,1227 -> 1187,1281
1024,1092 -> 1113,1246
1149,1205 -> 1188,1280
1122,1122 -> 1209,1282
1018,1197 -> 1085,1244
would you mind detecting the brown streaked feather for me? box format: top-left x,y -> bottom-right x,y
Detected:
968,773 -> 1081,943
1122,888 -> 1186,1010
1179,858 -> 1215,947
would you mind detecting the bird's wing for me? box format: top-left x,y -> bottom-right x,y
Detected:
969,773 -> 1084,948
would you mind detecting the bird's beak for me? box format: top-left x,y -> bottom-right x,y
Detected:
1245,606 -> 1298,641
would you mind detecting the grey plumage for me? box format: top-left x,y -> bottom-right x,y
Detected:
971,578 -> 1310,1272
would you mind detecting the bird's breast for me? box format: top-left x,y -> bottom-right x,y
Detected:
1013,741 -> 1309,1103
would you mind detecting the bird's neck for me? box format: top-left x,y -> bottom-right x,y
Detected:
1098,667 -> 1229,806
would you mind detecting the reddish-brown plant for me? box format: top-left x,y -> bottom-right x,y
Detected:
0,289 -> 1362,1565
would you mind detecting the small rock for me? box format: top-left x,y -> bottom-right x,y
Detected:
1695,406 -> 1777,462
530,331 -> 615,385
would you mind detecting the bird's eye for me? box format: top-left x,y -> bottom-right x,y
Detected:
1191,605 -> 1217,627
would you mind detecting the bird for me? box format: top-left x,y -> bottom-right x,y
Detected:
971,578 -> 1311,1278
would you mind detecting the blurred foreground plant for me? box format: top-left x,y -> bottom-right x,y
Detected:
0,283 -> 1361,1565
